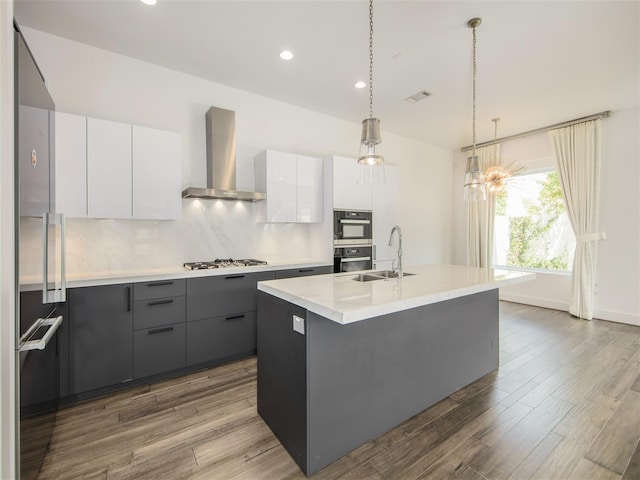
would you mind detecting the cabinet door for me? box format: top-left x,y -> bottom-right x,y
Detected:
55,112 -> 87,218
132,126 -> 181,220
255,150 -> 297,223
134,296 -> 186,330
133,279 -> 186,301
186,271 -> 275,322
274,266 -> 333,279
332,155 -> 372,211
187,312 -> 256,367
296,155 -> 323,223
68,284 -> 133,394
266,151 -> 297,222
134,323 -> 186,378
372,164 -> 399,262
87,118 -> 132,219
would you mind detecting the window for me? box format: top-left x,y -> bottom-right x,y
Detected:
493,169 -> 575,272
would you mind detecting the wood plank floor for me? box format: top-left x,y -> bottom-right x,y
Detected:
38,302 -> 640,480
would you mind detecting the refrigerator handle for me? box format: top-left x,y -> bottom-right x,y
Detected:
42,212 -> 66,304
18,316 -> 63,352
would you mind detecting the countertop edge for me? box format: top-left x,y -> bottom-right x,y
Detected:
20,260 -> 333,291
257,268 -> 536,324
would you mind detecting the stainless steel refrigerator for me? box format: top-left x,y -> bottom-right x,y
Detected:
14,23 -> 66,480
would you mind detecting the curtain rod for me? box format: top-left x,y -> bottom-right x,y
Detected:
460,110 -> 611,152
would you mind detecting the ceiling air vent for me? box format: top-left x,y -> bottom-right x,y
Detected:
405,90 -> 432,103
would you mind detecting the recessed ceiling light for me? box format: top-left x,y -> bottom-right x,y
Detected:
140,0 -> 156,5
279,50 -> 294,61
355,81 -> 366,89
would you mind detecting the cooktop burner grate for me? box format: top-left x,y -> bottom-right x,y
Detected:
183,259 -> 268,270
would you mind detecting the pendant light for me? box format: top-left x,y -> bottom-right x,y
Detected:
358,0 -> 384,177
463,17 -> 486,202
483,118 -> 524,193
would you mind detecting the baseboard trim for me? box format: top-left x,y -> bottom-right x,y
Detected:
499,292 -> 640,327
593,308 -> 640,327
499,292 -> 568,312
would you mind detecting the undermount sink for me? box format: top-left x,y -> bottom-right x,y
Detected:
352,270 -> 416,282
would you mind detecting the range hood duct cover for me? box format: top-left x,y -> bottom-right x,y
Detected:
182,106 -> 266,201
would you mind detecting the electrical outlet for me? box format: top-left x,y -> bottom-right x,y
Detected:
293,315 -> 305,335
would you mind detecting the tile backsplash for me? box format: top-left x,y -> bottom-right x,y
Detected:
20,199 -> 331,277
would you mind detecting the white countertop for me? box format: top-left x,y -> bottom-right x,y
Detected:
19,259 -> 332,291
257,264 -> 535,324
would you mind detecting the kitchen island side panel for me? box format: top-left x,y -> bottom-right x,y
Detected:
256,291 -> 309,473
306,289 -> 499,475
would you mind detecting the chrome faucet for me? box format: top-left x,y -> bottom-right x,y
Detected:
388,225 -> 403,279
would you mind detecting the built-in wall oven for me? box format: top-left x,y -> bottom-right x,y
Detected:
334,245 -> 373,273
333,209 -> 372,246
333,209 -> 373,273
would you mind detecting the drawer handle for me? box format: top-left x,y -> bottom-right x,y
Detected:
225,275 -> 245,280
298,269 -> 313,273
225,314 -> 245,321
147,299 -> 174,306
147,281 -> 174,287
148,327 -> 174,335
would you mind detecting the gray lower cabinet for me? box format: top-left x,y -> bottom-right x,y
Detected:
65,267 -> 328,399
186,271 -> 275,366
134,323 -> 186,378
133,279 -> 186,302
68,284 -> 133,395
186,271 -> 275,321
274,265 -> 333,279
132,279 -> 186,379
187,312 -> 256,366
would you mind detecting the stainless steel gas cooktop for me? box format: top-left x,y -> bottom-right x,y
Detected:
183,258 -> 268,270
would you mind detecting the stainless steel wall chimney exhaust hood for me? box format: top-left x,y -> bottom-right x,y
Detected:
182,107 -> 266,201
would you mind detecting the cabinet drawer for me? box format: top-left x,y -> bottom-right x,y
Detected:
186,271 -> 275,322
133,296 -> 185,330
134,323 -> 186,378
274,265 -> 333,279
134,279 -> 186,301
186,311 -> 256,367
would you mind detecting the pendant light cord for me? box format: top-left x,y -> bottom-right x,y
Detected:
368,0 -> 374,119
471,21 -> 477,156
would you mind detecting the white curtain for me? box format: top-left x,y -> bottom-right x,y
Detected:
466,144 -> 500,268
549,119 -> 604,320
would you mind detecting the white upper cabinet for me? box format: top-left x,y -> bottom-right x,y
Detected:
255,150 -> 323,223
296,154 -> 323,223
330,155 -> 372,211
62,115 -> 182,220
55,112 -> 87,218
132,126 -> 181,220
87,118 -> 132,219
372,164 -> 399,263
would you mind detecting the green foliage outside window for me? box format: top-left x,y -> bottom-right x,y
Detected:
495,171 -> 574,272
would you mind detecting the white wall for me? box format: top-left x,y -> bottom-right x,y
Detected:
0,3 -> 16,478
452,107 -> 640,326
19,27 -> 453,276
398,140 -> 454,265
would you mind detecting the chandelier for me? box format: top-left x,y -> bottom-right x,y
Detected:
483,118 -> 524,193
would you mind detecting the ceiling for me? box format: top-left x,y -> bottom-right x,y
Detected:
13,0 -> 639,150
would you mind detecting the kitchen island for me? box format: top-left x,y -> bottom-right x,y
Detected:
256,264 -> 534,476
